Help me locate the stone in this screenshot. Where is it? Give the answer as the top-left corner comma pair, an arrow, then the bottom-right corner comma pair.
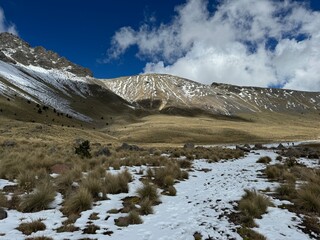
0,208 -> 7,220
183,143 -> 195,149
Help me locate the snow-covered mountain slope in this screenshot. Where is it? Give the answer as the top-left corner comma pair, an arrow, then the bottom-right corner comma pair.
0,33 -> 134,124
0,32 -> 319,125
103,74 -> 320,115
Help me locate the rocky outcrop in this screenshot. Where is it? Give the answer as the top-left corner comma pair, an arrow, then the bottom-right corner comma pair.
0,32 -> 92,77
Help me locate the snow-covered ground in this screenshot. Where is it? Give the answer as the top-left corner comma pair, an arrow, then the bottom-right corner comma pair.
0,148 -> 318,240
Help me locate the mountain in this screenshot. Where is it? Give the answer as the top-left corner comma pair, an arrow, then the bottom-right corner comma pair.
0,32 -> 319,129
0,33 -> 135,126
103,74 -> 320,116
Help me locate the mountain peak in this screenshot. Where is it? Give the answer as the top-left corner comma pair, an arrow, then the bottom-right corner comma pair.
0,32 -> 92,77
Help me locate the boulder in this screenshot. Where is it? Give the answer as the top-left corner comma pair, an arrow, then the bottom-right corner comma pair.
0,208 -> 7,220
277,143 -> 286,150
95,147 -> 111,157
117,143 -> 142,151
183,143 -> 195,149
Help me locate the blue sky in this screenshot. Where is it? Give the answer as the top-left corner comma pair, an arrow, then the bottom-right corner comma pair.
0,0 -> 185,78
1,0 -> 320,91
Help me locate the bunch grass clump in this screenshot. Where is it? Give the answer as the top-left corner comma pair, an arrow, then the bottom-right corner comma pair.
19,181 -> 56,212
238,189 -> 273,227
137,183 -> 159,203
63,187 -> 93,215
256,156 -> 272,164
104,170 -> 132,194
17,219 -> 46,235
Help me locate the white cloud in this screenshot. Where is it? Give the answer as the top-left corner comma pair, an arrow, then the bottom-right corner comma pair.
0,7 -> 18,35
109,0 -> 320,91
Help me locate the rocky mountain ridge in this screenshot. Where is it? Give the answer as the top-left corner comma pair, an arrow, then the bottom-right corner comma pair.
0,32 -> 319,125
103,74 -> 320,115
0,32 -> 92,77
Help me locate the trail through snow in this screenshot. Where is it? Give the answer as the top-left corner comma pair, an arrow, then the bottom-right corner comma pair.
0,150 -> 316,240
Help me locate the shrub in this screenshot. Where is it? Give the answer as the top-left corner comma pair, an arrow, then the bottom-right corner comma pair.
75,140 -> 91,158
17,171 -> 36,193
19,182 -> 56,212
179,159 -> 192,168
115,211 -> 143,227
104,171 -> 130,194
264,165 -> 283,179
63,187 -> 93,215
256,156 -> 272,164
139,198 -> 154,215
238,189 -> 273,227
276,184 -> 296,198
17,219 -> 46,235
81,176 -> 103,199
295,182 -> 320,214
137,183 -> 159,203
127,211 -> 143,225
56,224 -> 79,233
0,191 -> 8,208
164,175 -> 175,187
181,170 -> 189,179
167,186 -> 177,196
237,227 -> 266,240
83,224 -> 100,234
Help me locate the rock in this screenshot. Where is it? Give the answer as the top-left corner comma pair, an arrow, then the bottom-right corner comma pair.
183,143 -> 195,149
95,147 -> 111,157
2,140 -> 16,147
0,208 -> 7,220
253,144 -> 264,150
277,143 -> 286,150
51,163 -> 70,174
236,145 -> 250,152
117,143 -> 142,151
243,144 -> 251,149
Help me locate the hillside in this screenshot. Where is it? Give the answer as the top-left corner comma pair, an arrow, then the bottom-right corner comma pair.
0,32 -> 319,144
103,74 -> 320,116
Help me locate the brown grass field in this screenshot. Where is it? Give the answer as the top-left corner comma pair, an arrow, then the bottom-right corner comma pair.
0,111 -> 319,147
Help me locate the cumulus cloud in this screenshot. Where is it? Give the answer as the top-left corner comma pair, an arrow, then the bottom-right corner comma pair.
0,7 -> 18,35
108,0 -> 320,91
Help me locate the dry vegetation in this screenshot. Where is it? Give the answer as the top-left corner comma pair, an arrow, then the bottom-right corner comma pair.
1,113 -> 319,237
262,153 -> 320,238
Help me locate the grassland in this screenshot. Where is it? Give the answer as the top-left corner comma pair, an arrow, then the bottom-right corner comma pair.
110,112 -> 320,146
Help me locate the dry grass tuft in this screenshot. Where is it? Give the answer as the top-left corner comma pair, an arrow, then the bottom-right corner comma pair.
256,156 -> 272,164
139,198 -> 154,215
0,191 -> 8,208
17,219 -> 46,235
115,211 -> 143,227
104,171 -> 131,194
237,227 -> 266,240
81,176 -> 103,199
19,181 -> 56,212
137,183 -> 159,203
63,187 -> 93,215
238,189 -> 273,227
295,182 -> 320,214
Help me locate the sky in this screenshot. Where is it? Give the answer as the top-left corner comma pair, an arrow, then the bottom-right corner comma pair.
1,0 -> 320,91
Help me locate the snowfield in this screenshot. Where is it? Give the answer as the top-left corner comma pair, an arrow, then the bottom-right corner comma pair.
0,147 -> 319,240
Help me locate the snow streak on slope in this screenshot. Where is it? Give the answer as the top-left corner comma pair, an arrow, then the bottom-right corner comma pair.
104,74 -> 320,115
0,60 -> 92,121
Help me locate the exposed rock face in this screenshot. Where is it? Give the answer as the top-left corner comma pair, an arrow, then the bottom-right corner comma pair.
0,32 -> 92,77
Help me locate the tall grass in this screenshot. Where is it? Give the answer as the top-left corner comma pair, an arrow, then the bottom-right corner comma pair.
238,189 -> 273,227
63,187 -> 93,215
19,181 -> 56,212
